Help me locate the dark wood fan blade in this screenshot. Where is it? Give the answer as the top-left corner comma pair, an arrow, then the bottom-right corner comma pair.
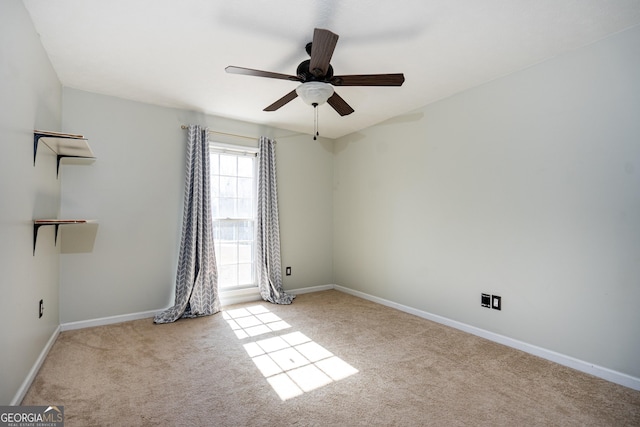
264,90 -> 298,112
309,29 -> 339,77
327,92 -> 354,116
225,66 -> 301,82
331,73 -> 405,86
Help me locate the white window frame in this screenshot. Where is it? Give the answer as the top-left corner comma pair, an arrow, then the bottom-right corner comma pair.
209,141 -> 259,291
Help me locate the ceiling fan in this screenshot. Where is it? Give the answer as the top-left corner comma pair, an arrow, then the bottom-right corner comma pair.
225,28 -> 405,137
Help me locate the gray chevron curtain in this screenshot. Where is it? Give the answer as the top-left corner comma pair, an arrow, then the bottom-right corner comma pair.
257,137 -> 295,304
154,125 -> 220,323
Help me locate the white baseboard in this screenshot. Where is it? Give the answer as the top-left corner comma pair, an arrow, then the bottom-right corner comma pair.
288,284 -> 334,295
60,309 -> 160,331
11,325 -> 60,405
333,285 -> 640,391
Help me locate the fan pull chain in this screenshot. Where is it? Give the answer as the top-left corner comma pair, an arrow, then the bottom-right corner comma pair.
313,103 -> 319,140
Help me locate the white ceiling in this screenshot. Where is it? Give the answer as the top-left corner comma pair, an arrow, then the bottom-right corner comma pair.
22,0 -> 640,139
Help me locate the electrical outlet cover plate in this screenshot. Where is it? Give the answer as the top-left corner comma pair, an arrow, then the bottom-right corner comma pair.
492,295 -> 501,310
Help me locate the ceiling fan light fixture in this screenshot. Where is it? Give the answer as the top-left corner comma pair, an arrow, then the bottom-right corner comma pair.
296,82 -> 334,106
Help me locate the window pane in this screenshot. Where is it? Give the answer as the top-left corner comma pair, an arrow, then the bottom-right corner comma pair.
238,242 -> 253,263
210,153 -> 220,175
238,177 -> 253,198
219,265 -> 238,287
237,198 -> 252,218
210,176 -> 220,198
211,199 -> 219,218
220,176 -> 237,198
216,221 -> 236,240
238,221 -> 254,241
219,198 -> 236,218
238,156 -> 253,177
238,263 -> 253,284
220,154 -> 237,175
219,242 -> 238,265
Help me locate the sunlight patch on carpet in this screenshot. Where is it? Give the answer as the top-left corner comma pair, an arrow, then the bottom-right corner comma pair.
224,306 -> 291,338
223,305 -> 358,400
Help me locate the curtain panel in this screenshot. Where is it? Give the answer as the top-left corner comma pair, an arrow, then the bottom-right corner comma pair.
154,125 -> 220,323
256,136 -> 294,304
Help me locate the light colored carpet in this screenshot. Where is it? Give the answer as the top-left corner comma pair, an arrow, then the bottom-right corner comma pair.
23,290 -> 640,426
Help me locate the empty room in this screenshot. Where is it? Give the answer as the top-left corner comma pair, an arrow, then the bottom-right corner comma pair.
1,0 -> 639,425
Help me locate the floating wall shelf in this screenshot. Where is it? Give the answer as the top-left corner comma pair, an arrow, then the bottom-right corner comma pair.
34,130 -> 95,177
33,219 -> 96,254
32,129 -> 97,255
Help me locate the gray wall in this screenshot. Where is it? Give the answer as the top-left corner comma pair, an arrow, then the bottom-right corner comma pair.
334,25 -> 640,379
0,1 -> 62,404
59,88 -> 334,323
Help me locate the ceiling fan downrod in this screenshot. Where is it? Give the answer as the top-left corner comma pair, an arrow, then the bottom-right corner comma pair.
313,103 -> 319,140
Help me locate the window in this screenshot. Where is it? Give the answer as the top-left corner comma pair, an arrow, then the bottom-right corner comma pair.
210,143 -> 258,290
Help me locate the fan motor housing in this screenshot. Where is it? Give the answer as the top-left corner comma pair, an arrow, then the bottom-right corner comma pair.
296,59 -> 334,82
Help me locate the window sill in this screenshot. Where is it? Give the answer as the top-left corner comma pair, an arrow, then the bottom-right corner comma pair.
220,286 -> 261,306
